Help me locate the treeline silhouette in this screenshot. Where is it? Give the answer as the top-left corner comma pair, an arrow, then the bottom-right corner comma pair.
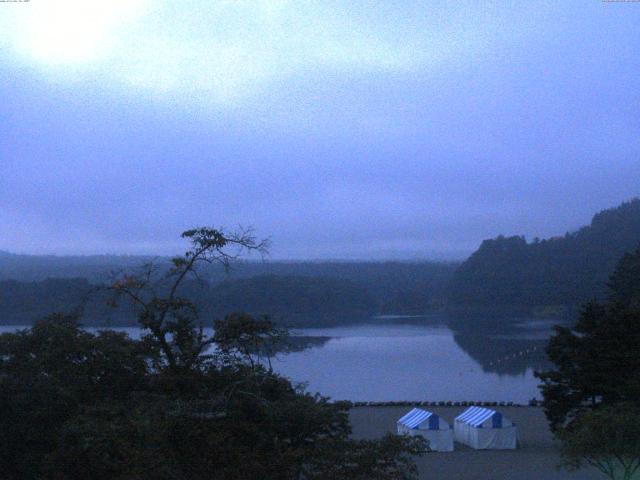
0,261 -> 456,326
448,199 -> 640,312
2,199 -> 640,326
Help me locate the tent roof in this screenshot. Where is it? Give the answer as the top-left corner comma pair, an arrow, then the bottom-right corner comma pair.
455,406 -> 502,427
397,408 -> 435,429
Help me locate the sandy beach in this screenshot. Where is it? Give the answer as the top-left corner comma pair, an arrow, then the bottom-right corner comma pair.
349,406 -> 602,480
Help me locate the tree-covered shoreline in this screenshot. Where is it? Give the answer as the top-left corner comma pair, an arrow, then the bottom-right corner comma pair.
448,199 -> 640,310
0,227 -> 427,480
2,198 -> 640,328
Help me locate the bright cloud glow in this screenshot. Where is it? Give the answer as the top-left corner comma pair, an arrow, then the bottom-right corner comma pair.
2,1 -> 639,258
0,1 -> 479,103
7,0 -> 148,64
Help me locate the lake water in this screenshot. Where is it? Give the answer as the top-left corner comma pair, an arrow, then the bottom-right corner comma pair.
280,320 -> 550,403
0,316 -> 554,403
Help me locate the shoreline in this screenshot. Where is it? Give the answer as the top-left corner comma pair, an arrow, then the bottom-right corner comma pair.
347,400 -> 539,407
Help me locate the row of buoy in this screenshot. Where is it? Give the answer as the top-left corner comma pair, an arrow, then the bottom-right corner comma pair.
488,346 -> 539,366
351,400 -> 524,407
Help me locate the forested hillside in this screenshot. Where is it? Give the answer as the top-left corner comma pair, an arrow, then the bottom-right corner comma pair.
448,199 -> 640,310
0,252 -> 151,282
206,275 -> 374,326
0,261 -> 456,326
5,199 -> 639,324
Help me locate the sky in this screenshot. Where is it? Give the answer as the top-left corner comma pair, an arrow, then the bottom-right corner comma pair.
1,0 -> 639,260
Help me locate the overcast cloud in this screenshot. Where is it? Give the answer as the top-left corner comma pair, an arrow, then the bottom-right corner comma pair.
1,0 -> 639,259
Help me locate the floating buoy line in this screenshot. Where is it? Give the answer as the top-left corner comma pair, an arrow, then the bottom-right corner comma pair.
488,345 -> 540,367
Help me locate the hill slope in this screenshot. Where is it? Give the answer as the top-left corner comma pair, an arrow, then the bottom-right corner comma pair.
448,199 -> 640,310
206,275 -> 374,326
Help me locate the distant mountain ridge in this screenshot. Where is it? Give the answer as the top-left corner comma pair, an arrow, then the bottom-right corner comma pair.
0,252 -> 157,283
448,198 -> 640,310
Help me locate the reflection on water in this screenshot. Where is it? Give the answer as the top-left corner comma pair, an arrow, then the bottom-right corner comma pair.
281,335 -> 331,353
449,315 -> 563,376
274,316 -> 559,403
452,334 -> 549,376
0,314 -> 563,403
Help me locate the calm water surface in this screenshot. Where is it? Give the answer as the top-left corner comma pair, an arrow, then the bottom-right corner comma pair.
280,322 -> 547,403
0,317 -> 553,403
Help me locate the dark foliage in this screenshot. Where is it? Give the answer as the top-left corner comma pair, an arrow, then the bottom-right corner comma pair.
0,277 -> 96,323
0,227 -> 425,479
449,199 -> 640,309
535,245 -> 640,479
536,245 -> 640,431
208,275 -> 374,325
0,314 -> 150,479
0,261 -> 456,326
558,404 -> 640,480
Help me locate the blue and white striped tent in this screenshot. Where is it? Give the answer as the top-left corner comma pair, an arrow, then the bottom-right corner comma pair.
397,408 -> 454,451
454,407 -> 517,449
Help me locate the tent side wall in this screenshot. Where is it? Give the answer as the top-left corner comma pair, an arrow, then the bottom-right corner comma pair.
454,421 -> 471,446
424,429 -> 454,452
454,407 -> 517,450
470,426 -> 517,450
406,427 -> 454,452
398,409 -> 455,452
